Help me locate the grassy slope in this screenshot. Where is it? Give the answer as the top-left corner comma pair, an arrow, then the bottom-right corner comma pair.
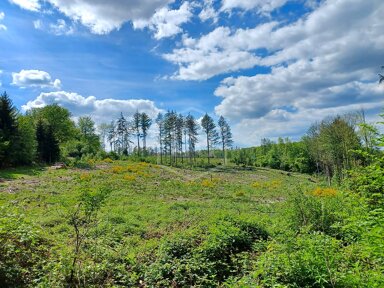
0,161 -> 317,285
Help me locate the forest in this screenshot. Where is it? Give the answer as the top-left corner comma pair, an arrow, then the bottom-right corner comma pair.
0,89 -> 384,287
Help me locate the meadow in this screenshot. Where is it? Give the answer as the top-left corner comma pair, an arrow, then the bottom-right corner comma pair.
0,160 -> 383,287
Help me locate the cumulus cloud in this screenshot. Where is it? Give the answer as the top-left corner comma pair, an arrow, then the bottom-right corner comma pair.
12,69 -> 61,89
220,0 -> 288,13
133,2 -> 193,39
43,0 -> 173,35
164,22 -> 277,80
198,0 -> 219,23
180,0 -> 384,146
8,0 -> 40,11
22,91 -> 162,124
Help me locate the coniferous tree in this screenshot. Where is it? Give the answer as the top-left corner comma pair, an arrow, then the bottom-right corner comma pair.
218,116 -> 233,165
140,112 -> 152,156
185,114 -> 199,163
0,92 -> 19,167
115,113 -> 131,155
133,111 -> 141,156
155,113 -> 164,164
175,114 -> 184,164
201,114 -> 219,164
36,119 -> 60,163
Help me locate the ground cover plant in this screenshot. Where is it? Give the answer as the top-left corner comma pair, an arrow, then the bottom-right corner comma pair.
0,159 -> 383,287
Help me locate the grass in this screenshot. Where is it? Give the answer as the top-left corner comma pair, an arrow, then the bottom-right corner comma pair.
3,160 -> 370,286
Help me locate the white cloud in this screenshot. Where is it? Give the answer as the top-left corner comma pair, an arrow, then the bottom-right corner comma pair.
164,22 -> 277,80
49,19 -> 74,35
198,0 -> 219,23
0,11 -> 6,31
33,19 -> 42,29
133,2 -> 193,39
220,0 -> 288,13
22,91 -> 162,124
44,0 -> 172,35
8,0 -> 40,11
33,19 -> 74,35
12,69 -> 62,89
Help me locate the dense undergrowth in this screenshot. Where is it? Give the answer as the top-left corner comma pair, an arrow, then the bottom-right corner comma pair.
0,160 -> 383,287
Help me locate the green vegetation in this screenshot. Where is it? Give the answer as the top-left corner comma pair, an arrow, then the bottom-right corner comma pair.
0,159 -> 383,286
1,91 -> 384,286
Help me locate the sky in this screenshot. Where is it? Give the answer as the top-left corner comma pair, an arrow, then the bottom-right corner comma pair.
0,0 -> 383,147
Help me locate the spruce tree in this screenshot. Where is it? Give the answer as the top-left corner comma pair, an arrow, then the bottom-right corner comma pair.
0,92 -> 19,167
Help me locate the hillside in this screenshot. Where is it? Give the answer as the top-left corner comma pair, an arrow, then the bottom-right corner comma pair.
1,160 -> 382,287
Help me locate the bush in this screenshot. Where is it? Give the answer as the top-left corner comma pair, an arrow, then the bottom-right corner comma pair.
0,208 -> 49,287
139,217 -> 268,287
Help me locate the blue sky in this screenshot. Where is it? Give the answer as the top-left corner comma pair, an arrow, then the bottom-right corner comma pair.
0,0 -> 383,146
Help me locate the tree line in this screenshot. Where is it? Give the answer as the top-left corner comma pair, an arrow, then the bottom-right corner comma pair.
0,92 -> 233,167
100,110 -> 233,166
230,111 -> 377,184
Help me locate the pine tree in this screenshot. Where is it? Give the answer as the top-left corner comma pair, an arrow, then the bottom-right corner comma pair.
218,116 -> 233,165
201,114 -> 219,164
185,114 -> 199,163
140,112 -> 152,156
155,113 -> 164,164
133,111 -> 141,156
116,113 -> 131,155
175,114 -> 184,164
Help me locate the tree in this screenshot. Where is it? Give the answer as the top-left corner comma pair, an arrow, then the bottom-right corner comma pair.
28,104 -> 76,143
140,112 -> 152,156
0,92 -> 19,167
115,113 -> 131,155
98,122 -> 112,151
175,114 -> 184,164
77,116 -> 101,156
185,114 -> 199,163
155,113 -> 164,164
12,115 -> 36,165
78,116 -> 95,137
304,115 -> 361,185
133,111 -> 141,156
201,114 -> 219,164
36,119 -> 60,164
218,116 -> 233,165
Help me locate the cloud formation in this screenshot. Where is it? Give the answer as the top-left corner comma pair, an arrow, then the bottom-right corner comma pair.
220,0 -> 288,13
44,0 -> 173,35
12,69 -> 61,89
8,0 -> 40,11
133,2 -> 193,39
22,91 -> 162,124
0,11 -> 6,31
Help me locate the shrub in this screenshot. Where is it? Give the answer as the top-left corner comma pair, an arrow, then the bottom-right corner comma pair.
0,208 -> 49,287
140,217 -> 268,287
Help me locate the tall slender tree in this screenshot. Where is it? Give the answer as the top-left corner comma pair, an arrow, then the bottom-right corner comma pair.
185,114 -> 199,163
218,116 -> 233,165
201,113 -> 219,164
140,112 -> 152,156
133,111 -> 141,156
155,113 -> 164,164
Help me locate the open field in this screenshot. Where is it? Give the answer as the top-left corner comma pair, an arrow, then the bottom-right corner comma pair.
0,161 -> 382,287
